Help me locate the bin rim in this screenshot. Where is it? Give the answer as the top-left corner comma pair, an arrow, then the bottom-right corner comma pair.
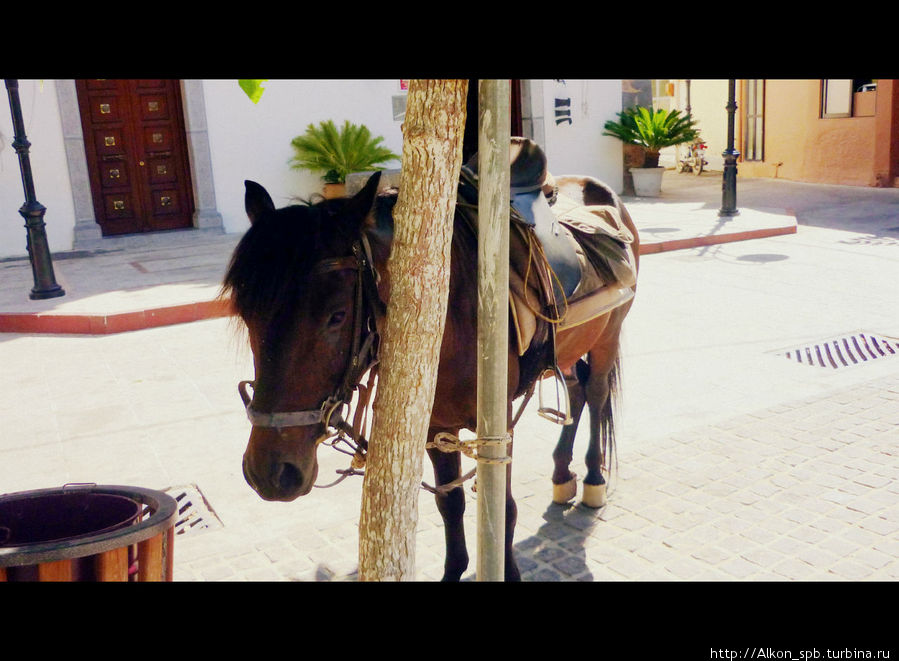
0,484 -> 177,568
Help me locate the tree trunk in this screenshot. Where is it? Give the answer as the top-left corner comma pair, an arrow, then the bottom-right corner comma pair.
358,79 -> 468,581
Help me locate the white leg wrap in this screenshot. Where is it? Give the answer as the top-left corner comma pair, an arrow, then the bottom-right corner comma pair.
552,475 -> 578,504
581,482 -> 607,508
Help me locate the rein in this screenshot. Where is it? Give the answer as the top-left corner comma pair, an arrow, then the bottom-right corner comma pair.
238,234 -> 383,475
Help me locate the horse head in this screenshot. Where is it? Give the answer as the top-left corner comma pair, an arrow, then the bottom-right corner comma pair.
224,173 -> 386,501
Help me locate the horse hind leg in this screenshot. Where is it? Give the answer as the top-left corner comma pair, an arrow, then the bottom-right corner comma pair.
551,358 -> 589,504
581,356 -> 620,508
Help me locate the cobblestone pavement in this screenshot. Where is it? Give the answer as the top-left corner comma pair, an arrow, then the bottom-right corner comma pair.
507,373 -> 899,582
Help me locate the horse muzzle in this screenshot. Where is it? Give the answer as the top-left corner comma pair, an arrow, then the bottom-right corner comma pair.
242,426 -> 320,502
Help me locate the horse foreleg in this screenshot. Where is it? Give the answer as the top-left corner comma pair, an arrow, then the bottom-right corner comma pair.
503,446 -> 521,581
582,357 -> 618,508
427,429 -> 469,581
551,358 -> 588,504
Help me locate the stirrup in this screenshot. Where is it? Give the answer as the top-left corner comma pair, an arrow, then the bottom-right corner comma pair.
537,365 -> 572,425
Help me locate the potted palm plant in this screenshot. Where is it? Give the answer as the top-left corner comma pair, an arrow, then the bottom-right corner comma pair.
603,106 -> 699,196
289,120 -> 400,198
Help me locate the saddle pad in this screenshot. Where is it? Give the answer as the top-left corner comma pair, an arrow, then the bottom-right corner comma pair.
509,268 -> 635,356
551,193 -> 635,245
552,195 -> 637,295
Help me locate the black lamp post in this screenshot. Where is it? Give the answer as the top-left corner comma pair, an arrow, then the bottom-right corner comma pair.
719,79 -> 740,217
5,79 -> 65,300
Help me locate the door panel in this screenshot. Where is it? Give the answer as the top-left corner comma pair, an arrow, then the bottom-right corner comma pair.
76,79 -> 194,236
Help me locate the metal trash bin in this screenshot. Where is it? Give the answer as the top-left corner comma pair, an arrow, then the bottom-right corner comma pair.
0,484 -> 177,582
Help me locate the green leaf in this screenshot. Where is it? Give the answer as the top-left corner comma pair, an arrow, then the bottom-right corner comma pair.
239,79 -> 267,104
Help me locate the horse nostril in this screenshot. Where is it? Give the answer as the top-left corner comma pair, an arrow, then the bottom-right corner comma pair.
275,462 -> 303,492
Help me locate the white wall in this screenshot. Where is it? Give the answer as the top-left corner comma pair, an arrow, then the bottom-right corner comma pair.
202,79 -> 405,234
0,80 -> 76,258
207,78 -> 625,233
539,79 -> 623,193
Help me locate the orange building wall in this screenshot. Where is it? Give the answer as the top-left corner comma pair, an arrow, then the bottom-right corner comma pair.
873,79 -> 899,187
738,80 -> 878,187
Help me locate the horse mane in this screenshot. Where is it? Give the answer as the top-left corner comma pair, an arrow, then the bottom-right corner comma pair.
221,196 -> 360,324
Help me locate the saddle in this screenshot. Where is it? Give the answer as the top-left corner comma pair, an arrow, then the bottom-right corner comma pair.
459,137 -> 637,358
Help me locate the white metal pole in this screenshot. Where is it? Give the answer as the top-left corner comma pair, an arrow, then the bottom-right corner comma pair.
476,79 -> 511,581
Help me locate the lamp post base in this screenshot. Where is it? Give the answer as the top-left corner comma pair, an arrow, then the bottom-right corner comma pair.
29,284 -> 66,301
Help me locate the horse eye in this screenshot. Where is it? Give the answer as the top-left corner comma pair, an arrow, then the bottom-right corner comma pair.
327,310 -> 347,329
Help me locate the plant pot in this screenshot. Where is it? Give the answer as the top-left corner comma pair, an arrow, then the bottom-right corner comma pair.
623,143 -> 646,169
323,182 -> 347,199
630,167 -> 664,197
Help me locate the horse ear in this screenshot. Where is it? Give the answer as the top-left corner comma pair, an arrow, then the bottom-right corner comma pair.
343,171 -> 382,225
245,180 -> 276,225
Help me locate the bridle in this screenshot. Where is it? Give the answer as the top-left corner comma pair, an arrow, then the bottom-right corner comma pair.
237,234 -> 384,462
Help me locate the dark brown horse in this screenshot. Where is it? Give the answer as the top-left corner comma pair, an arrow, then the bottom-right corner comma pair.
223,158 -> 639,581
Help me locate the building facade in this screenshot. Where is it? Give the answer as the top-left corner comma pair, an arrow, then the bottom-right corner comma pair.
667,79 -> 899,188
0,79 -> 626,260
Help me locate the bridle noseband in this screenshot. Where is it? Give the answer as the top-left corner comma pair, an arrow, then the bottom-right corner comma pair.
237,235 -> 383,453
238,382 -> 348,430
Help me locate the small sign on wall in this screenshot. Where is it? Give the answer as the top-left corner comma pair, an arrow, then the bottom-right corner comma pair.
393,80 -> 409,121
554,79 -> 572,126
392,95 -> 406,121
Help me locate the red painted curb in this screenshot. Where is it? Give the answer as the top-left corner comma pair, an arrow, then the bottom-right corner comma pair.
0,224 -> 795,336
639,224 -> 797,255
0,299 -> 233,335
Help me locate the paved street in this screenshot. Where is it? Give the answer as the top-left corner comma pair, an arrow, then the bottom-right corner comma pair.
0,171 -> 897,584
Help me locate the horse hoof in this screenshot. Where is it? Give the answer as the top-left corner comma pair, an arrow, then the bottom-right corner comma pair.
581,483 -> 607,508
552,476 -> 578,504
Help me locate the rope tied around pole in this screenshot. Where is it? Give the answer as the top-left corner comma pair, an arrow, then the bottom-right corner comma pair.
427,432 -> 512,465
419,431 -> 512,497
315,431 -> 513,497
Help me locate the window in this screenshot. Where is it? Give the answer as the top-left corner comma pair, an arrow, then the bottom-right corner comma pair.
743,79 -> 764,161
821,79 -> 876,118
822,79 -> 853,118
651,79 -> 674,111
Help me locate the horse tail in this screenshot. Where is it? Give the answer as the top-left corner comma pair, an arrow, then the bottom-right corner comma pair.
600,355 -> 620,482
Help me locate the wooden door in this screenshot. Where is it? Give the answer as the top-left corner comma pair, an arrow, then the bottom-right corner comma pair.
75,80 -> 194,236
